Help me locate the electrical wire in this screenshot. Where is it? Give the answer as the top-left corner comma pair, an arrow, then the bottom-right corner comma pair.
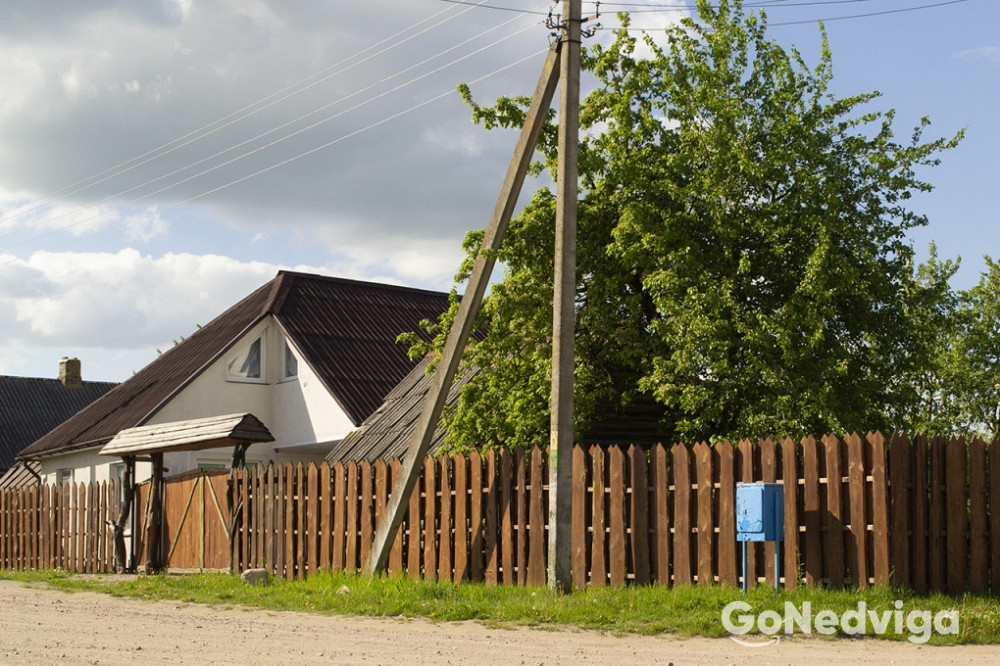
1,11 -> 538,246
0,47 -> 551,262
0,17 -> 547,254
0,0 -> 483,232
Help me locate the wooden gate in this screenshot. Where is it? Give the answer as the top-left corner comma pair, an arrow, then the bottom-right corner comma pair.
135,469 -> 231,572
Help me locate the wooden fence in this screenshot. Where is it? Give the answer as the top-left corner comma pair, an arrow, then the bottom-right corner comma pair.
3,433 -> 999,593
0,479 -> 124,573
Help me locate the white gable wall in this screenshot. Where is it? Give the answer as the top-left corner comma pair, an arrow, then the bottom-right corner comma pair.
38,315 -> 357,485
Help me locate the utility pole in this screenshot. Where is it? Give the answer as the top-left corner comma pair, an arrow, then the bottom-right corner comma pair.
365,44 -> 562,576
548,0 -> 581,593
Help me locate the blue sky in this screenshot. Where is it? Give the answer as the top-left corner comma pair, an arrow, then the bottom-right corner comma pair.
0,0 -> 994,383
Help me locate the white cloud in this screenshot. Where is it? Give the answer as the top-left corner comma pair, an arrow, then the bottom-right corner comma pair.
955,46 -> 1000,66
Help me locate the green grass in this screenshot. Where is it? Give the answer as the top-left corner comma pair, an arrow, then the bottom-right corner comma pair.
2,569 -> 999,644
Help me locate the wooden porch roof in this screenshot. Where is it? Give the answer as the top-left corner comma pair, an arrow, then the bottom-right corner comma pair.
99,413 -> 273,457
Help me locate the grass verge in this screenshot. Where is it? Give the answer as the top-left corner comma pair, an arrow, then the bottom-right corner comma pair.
1,569 -> 998,644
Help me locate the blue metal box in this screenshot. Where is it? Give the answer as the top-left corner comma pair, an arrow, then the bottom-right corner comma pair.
736,482 -> 784,542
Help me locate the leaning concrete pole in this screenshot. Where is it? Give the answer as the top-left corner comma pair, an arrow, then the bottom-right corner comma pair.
548,0 -> 581,593
365,44 -> 562,575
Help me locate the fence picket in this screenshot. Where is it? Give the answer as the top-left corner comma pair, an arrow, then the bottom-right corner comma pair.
889,433 -> 911,587
738,439 -> 756,586
716,443 -> 736,586
438,456 -> 452,582
651,445 -> 671,586
608,446 -> 626,586
590,445 -> 607,586
846,433 -> 868,589
423,456 -> 438,580
672,443 -> 692,586
822,435 -> 845,586
780,437 -> 799,589
629,445 -> 650,586
928,435 -> 947,591
912,435 -> 929,592
528,446 -> 546,586
969,437 -> 988,593
801,436 -> 822,586
453,454 -> 468,582
388,459 -> 405,575
991,438 -> 1000,594
945,437 -> 967,593
694,442 -> 713,586
469,451 -> 484,582
571,445 -> 588,587
359,461 -> 373,573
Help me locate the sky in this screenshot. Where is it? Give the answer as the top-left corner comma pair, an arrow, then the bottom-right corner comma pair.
0,0 -> 995,383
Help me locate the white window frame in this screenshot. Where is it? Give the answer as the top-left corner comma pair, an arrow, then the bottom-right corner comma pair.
227,334 -> 267,384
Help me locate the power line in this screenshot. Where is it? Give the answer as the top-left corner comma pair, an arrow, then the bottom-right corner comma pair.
439,0 -> 551,14
0,18 -> 547,254
0,0 -> 483,232
0,48 -> 551,263
598,0 -> 969,28
1,11 -> 538,248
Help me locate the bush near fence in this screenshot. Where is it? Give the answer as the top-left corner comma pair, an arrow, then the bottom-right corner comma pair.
2,432 -> 998,594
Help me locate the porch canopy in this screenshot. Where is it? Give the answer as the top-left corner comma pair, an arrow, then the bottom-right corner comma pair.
98,412 -> 273,573
99,412 -> 274,457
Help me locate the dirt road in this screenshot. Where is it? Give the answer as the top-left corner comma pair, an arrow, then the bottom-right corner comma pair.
1,580 -> 996,665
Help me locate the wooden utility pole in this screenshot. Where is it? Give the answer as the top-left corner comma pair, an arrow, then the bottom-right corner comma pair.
548,0 -> 581,593
365,44 -> 563,576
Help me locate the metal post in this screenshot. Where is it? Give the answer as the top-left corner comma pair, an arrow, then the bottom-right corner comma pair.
547,0 -> 581,593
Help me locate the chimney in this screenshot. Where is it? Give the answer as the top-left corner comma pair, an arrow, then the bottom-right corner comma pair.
59,357 -> 83,388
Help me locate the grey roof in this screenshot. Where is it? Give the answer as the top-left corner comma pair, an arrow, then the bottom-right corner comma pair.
100,413 -> 274,457
0,375 -> 117,470
18,272 -> 449,461
0,460 -> 41,489
326,355 -> 476,463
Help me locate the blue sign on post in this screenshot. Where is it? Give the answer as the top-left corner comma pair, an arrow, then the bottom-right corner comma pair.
736,482 -> 784,592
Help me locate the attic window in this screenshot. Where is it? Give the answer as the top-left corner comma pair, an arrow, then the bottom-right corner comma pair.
227,336 -> 264,382
283,339 -> 298,380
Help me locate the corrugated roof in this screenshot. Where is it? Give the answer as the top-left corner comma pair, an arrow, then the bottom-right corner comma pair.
326,355 -> 476,463
100,413 -> 273,456
19,272 -> 449,460
0,375 -> 117,470
0,460 -> 41,489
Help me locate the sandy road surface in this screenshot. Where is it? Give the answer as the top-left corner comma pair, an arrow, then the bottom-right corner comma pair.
0,580 -> 997,665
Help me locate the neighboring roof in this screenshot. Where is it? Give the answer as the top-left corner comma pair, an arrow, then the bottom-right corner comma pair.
0,460 -> 41,489
0,375 -> 117,470
19,272 -> 449,461
328,362 -> 672,464
100,413 -> 274,457
326,355 -> 476,463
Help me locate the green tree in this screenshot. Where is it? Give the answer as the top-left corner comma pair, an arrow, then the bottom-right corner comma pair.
410,0 -> 962,449
941,258 -> 1000,438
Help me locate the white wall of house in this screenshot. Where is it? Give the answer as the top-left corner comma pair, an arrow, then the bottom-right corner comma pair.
38,315 -> 357,485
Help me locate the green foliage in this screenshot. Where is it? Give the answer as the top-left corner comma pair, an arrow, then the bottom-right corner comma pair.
410,0 -> 964,448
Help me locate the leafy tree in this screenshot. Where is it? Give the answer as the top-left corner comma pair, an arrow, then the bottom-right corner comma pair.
940,258 -> 1000,438
408,0 -> 962,449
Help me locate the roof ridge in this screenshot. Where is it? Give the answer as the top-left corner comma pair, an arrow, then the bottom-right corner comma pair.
274,270 -> 450,298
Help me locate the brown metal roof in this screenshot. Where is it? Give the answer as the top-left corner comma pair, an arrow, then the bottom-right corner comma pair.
19,272 -> 449,460
0,375 -> 117,470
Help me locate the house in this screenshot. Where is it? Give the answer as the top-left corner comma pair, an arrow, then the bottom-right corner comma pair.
16,271 -> 450,486
0,359 -> 117,489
